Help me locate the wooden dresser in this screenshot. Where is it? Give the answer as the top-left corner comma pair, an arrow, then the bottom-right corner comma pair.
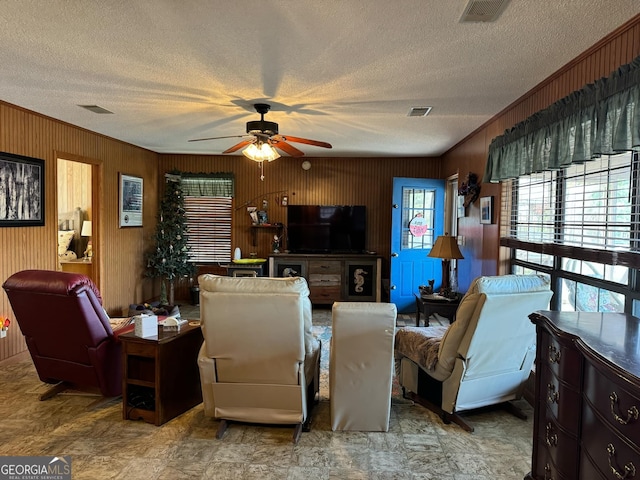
527,311 -> 640,480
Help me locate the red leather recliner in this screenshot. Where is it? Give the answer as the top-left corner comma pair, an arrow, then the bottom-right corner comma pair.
2,270 -> 123,400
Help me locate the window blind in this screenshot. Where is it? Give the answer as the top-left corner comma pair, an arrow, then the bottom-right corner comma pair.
502,151 -> 640,268
184,196 -> 232,263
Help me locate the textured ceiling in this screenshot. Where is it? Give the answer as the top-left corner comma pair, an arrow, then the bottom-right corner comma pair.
1,1 -> 639,158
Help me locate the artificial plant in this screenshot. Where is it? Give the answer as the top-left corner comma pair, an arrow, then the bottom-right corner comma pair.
146,172 -> 195,306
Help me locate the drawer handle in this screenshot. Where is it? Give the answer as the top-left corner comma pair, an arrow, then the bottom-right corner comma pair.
548,345 -> 561,364
610,392 -> 639,425
544,463 -> 555,480
607,443 -> 636,479
547,383 -> 559,404
545,422 -> 558,447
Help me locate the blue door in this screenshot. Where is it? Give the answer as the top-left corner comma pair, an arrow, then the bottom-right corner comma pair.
390,177 -> 445,313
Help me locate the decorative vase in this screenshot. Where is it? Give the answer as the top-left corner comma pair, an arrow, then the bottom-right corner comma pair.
0,329 -> 7,338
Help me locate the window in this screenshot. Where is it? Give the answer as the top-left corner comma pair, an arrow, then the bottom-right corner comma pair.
504,152 -> 640,314
401,187 -> 436,249
181,174 -> 234,263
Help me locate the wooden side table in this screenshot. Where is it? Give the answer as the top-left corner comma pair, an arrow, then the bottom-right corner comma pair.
120,323 -> 203,426
414,293 -> 461,327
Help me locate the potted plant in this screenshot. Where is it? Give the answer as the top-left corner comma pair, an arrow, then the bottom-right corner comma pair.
146,172 -> 195,306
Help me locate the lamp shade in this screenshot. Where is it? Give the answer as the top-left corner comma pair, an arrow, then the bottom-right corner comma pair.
81,221 -> 92,237
428,234 -> 463,260
242,142 -> 280,162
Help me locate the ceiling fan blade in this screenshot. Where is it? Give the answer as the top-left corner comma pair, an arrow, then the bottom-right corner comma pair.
223,139 -> 255,154
270,138 -> 305,157
273,135 -> 332,149
188,134 -> 250,143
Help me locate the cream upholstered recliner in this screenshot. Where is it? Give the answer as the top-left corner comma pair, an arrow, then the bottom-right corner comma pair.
395,274 -> 553,432
197,274 -> 321,443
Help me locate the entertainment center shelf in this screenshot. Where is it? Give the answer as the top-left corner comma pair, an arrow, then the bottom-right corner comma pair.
268,253 -> 382,304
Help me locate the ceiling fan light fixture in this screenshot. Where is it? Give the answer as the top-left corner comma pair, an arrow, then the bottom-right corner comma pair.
243,142 -> 280,162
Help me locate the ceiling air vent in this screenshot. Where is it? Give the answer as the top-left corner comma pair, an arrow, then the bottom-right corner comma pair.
78,105 -> 113,114
408,106 -> 432,117
460,0 -> 510,23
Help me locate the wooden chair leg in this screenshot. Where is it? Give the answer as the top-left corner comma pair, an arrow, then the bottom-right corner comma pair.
443,411 -> 475,433
216,419 -> 229,439
39,382 -> 70,401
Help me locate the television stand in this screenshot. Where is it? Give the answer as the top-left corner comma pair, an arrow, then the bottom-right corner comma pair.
268,253 -> 382,304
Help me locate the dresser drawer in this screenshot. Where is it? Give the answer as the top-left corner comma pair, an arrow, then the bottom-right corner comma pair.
583,360 -> 640,449
582,401 -> 640,480
579,450 -> 608,480
308,273 -> 341,287
124,341 -> 156,358
308,260 -> 341,274
309,286 -> 341,303
539,330 -> 582,388
539,364 -> 581,431
538,406 -> 580,478
534,445 -> 573,480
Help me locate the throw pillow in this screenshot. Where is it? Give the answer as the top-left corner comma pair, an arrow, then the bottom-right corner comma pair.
58,230 -> 74,255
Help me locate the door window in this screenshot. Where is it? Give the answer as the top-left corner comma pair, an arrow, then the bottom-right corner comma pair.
401,187 -> 435,250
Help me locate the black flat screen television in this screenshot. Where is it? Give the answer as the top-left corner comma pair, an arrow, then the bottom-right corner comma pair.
287,205 -> 366,254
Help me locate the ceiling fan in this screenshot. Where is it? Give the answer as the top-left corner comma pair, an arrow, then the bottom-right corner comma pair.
188,103 -> 332,158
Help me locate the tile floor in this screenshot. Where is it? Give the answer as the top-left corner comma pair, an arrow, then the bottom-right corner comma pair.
0,306 -> 534,479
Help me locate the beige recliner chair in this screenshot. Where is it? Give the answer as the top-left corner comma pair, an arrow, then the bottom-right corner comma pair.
197,274 -> 321,443
395,274 -> 553,432
330,302 -> 398,431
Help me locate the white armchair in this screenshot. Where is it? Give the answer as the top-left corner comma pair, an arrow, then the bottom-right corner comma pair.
197,274 -> 321,443
394,274 -> 553,431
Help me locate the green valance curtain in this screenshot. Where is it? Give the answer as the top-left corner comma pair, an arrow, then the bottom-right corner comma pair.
485,55 -> 640,183
179,172 -> 234,197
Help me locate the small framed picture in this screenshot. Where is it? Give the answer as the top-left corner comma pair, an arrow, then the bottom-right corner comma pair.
119,173 -> 143,227
480,196 -> 494,225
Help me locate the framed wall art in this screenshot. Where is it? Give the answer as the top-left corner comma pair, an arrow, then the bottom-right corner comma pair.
119,173 -> 143,227
0,152 -> 45,227
480,196 -> 494,225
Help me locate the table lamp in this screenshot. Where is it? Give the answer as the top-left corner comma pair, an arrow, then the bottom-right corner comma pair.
81,220 -> 92,261
427,233 -> 464,293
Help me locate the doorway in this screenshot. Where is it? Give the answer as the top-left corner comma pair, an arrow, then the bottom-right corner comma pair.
56,156 -> 100,287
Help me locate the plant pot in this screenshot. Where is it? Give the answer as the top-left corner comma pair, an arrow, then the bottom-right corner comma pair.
190,286 -> 200,306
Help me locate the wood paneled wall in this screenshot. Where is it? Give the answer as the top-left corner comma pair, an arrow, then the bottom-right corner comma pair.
0,101 -> 159,362
158,154 -> 440,301
442,14 -> 640,292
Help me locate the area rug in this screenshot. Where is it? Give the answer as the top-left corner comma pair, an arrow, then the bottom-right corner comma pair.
313,325 -> 412,404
